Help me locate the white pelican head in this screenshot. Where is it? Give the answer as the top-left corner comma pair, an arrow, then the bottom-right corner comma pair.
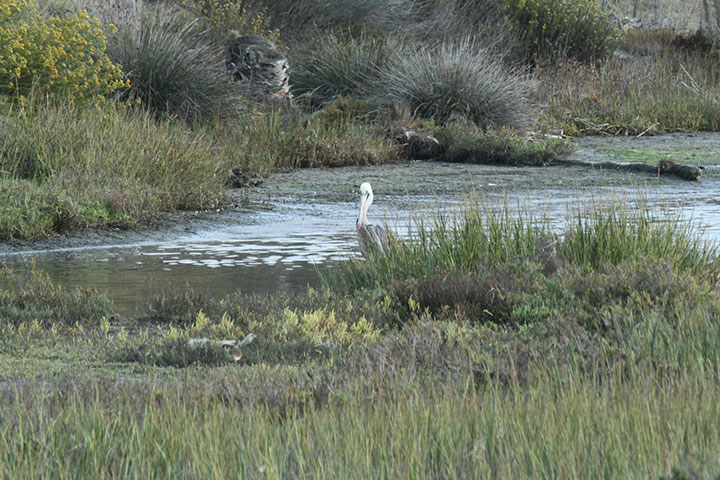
357,182 -> 374,229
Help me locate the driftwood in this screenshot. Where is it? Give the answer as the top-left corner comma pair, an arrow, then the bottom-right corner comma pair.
188,333 -> 256,348
558,159 -> 704,181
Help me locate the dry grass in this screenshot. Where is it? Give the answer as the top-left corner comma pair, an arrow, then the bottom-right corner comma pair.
537,47 -> 720,135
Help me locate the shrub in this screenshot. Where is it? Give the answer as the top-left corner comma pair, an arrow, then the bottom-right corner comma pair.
106,6 -> 236,121
408,0 -> 516,46
176,0 -> 280,45
504,0 -> 619,64
374,38 -> 534,128
0,0 -> 127,101
257,0 -> 414,40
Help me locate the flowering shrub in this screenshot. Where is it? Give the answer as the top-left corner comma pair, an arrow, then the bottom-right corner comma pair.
504,0 -> 619,64
0,0 -> 127,101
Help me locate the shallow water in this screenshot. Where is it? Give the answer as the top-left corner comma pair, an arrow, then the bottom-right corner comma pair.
2,134 -> 720,317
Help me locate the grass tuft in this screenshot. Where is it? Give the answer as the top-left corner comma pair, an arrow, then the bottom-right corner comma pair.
373,37 -> 534,128
291,34 -> 390,105
106,5 -> 237,121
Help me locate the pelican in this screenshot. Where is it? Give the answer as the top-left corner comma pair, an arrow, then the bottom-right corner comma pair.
357,182 -> 389,257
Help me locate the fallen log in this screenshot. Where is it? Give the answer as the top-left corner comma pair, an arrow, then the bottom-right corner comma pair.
558,158 -> 704,181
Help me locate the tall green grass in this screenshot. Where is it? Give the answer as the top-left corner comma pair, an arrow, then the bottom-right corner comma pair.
562,201 -> 719,274
0,100 -> 229,239
1,371 -> 719,478
329,195 -> 719,292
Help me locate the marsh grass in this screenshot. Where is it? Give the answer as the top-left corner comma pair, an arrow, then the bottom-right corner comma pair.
0,262 -> 111,326
561,201 -> 719,275
2,197 -> 720,477
114,338 -> 231,367
0,100 -> 229,239
1,369 -> 720,478
326,197 -> 557,292
347,197 -> 720,284
3,1 -> 720,475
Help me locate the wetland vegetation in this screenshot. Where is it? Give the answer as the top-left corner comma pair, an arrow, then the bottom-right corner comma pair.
2,201 -> 720,477
2,0 -> 720,477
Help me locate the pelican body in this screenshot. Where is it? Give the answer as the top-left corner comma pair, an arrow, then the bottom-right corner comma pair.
357,182 -> 389,257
